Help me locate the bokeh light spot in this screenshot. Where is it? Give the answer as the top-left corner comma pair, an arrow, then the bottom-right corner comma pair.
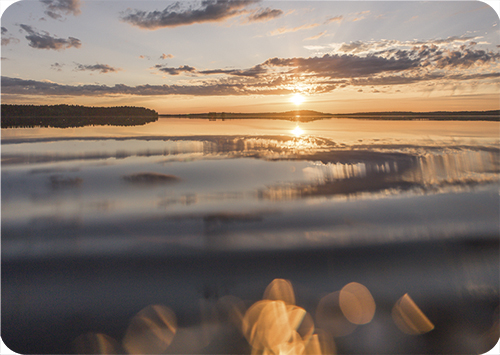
123,304 -> 177,354
316,291 -> 358,337
263,278 -> 296,305
73,333 -> 121,354
339,282 -> 376,325
392,293 -> 435,335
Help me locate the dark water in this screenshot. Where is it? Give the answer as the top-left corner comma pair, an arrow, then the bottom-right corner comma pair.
2,118 -> 499,354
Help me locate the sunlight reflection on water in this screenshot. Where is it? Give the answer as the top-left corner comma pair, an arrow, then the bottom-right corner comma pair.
292,125 -> 304,137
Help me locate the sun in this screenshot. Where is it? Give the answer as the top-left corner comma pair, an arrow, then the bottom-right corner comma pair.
290,93 -> 305,106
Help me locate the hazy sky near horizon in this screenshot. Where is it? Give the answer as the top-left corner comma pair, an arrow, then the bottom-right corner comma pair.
1,0 -> 499,113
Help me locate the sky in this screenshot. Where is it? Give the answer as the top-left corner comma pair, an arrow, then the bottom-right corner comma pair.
1,0 -> 499,114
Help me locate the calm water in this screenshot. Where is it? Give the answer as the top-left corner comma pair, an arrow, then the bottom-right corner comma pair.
2,117 -> 499,354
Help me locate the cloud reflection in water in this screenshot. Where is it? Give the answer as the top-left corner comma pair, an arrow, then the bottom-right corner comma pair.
2,135 -> 499,260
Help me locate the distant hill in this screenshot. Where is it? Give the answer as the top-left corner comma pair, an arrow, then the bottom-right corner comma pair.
160,109 -> 499,121
1,104 -> 158,128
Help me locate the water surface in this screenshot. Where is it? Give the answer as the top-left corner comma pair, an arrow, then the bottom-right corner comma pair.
2,117 -> 499,354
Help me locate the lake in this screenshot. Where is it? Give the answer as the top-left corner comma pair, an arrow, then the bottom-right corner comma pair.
2,117 -> 499,354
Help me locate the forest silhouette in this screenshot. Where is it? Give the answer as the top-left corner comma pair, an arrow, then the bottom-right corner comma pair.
1,104 -> 158,128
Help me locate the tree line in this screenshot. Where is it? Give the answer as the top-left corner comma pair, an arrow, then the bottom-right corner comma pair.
1,104 -> 158,128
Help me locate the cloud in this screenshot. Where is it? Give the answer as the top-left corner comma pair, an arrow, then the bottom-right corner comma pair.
3,37 -> 498,98
351,10 -> 370,22
349,72 -> 500,87
160,53 -> 174,59
3,61 -> 498,98
425,35 -> 479,45
324,15 -> 342,24
324,12 -> 367,25
337,41 -> 373,54
269,23 -> 320,36
152,62 -> 267,77
1,27 -> 19,46
305,31 -> 327,41
262,53 -> 421,79
74,63 -> 121,73
0,75 -> 293,97
50,62 -> 64,71
40,0 -> 81,19
255,43 -> 499,90
139,55 -> 151,60
120,0 -> 259,29
199,42 -> 500,83
247,7 -> 283,22
433,48 -> 500,69
155,65 -> 197,75
306,47 -> 497,78
19,24 -> 81,50
309,36 -> 483,57
199,64 -> 267,77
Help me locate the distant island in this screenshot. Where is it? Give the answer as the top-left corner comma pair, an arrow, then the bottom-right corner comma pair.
1,104 -> 158,128
161,109 -> 499,122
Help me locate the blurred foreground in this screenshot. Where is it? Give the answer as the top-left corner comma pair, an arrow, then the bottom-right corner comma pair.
3,237 -> 498,354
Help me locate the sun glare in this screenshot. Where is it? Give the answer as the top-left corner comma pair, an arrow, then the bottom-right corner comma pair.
290,93 -> 305,106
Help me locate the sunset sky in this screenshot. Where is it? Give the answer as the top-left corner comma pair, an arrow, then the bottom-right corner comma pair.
1,0 -> 499,114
